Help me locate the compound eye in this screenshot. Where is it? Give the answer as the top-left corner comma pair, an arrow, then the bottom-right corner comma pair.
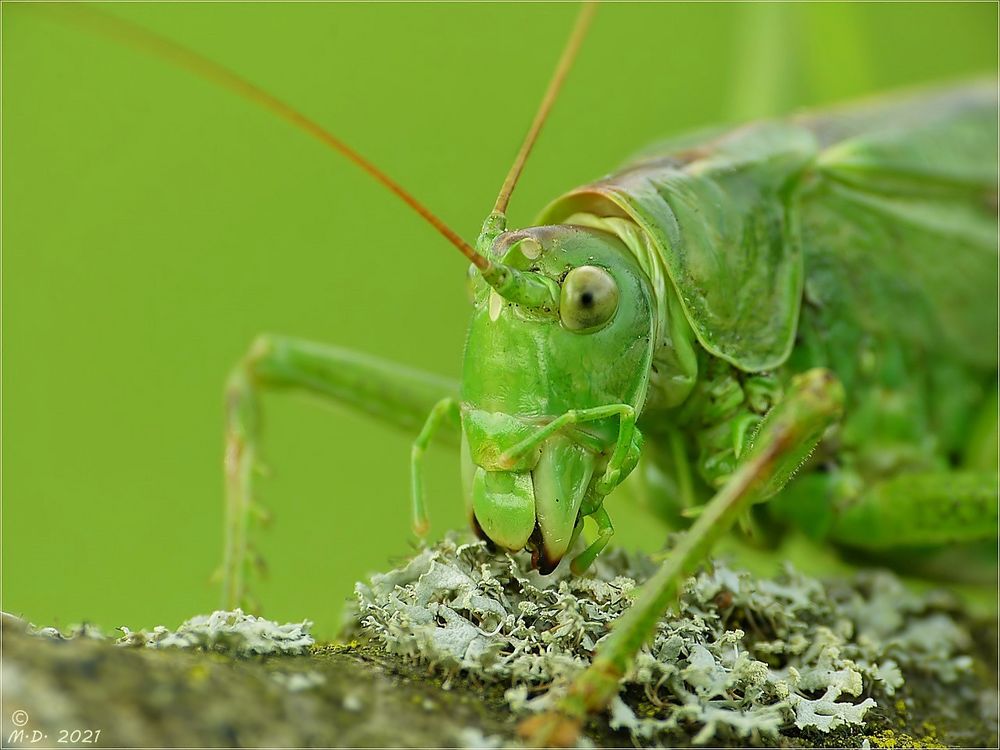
559,265 -> 619,331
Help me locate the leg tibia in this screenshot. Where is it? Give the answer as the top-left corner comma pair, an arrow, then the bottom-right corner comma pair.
222,365 -> 261,611
570,505 -> 614,575
222,334 -> 460,610
411,398 -> 461,536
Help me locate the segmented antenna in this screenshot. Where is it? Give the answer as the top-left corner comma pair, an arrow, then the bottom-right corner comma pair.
48,4 -> 489,270
492,2 -> 597,217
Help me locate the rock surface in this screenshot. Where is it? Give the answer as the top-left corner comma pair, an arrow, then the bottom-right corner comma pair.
3,616 -> 516,747
2,542 -> 997,748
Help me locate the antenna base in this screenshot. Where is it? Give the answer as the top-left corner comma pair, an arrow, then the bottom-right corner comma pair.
477,212 -> 508,258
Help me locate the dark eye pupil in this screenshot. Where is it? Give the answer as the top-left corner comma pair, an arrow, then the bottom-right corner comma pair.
559,265 -> 619,332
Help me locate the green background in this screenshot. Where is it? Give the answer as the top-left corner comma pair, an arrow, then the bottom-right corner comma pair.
4,2 -> 996,637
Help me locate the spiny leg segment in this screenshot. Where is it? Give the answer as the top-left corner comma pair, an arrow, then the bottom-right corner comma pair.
223,334 -> 459,610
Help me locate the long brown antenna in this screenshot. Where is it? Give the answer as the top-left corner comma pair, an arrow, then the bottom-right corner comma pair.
47,5 -> 489,270
492,2 -> 597,216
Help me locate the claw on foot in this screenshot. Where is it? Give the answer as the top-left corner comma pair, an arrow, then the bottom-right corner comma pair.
517,712 -> 582,748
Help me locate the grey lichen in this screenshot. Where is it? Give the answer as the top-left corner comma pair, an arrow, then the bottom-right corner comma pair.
348,536 -> 975,746
117,609 -> 315,656
15,608 -> 316,658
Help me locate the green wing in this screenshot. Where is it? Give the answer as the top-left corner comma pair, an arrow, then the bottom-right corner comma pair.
800,81 -> 998,371
540,123 -> 816,372
801,81 -> 997,196
541,81 -> 997,373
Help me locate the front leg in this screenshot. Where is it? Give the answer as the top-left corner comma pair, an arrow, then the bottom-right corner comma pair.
224,334 -> 460,610
498,403 -> 641,504
520,368 -> 845,745
411,397 -> 461,536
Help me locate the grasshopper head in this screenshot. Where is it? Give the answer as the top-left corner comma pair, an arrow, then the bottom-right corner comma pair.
460,225 -> 656,570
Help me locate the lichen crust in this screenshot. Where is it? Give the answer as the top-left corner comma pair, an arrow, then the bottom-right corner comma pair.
349,536 -> 974,745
